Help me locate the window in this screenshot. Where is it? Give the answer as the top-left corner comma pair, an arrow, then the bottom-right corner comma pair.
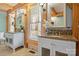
30,4 -> 42,40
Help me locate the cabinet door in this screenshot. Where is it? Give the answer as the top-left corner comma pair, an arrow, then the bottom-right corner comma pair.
72,4 -> 79,39
72,4 -> 79,56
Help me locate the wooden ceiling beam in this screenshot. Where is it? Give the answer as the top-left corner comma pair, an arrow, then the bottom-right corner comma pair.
0,3 -> 13,7
7,3 -> 27,13
0,3 -> 13,11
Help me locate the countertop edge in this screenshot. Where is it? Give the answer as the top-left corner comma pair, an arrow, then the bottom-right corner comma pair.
38,35 -> 78,42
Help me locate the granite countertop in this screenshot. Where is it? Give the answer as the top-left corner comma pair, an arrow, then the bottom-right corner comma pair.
38,35 -> 78,42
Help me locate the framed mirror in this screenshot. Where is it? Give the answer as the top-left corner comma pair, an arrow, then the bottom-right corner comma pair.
47,3 -> 65,27
16,9 -> 24,32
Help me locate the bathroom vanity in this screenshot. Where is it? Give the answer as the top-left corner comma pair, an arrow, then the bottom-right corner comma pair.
38,35 -> 78,56
6,8 -> 25,52
5,32 -> 24,52
37,3 -> 77,56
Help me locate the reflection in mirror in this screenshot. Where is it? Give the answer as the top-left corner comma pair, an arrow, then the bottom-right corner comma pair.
16,9 -> 24,32
50,3 -> 64,17
47,3 -> 65,28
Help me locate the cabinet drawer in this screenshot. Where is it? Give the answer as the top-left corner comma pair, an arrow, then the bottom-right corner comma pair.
40,38 -> 51,44
54,40 -> 76,48
5,33 -> 13,38
40,38 -> 52,48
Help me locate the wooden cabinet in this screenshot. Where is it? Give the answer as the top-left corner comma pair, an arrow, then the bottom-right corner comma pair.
72,4 -> 79,56
72,4 -> 79,39
27,39 -> 38,51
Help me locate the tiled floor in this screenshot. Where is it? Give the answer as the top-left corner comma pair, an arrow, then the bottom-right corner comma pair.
0,44 -> 38,56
